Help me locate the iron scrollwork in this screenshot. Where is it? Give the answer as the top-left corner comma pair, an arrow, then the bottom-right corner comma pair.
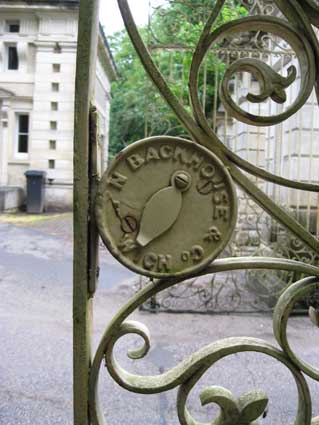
91,1 -> 319,423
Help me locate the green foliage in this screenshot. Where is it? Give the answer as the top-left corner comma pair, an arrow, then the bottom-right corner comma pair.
109,0 -> 247,158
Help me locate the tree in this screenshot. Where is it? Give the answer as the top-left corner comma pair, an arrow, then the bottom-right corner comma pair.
109,0 -> 247,158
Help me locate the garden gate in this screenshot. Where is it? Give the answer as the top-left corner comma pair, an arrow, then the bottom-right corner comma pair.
139,0 -> 319,314
73,0 -> 319,424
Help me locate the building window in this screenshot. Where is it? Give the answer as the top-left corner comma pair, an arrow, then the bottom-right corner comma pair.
7,44 -> 19,70
51,102 -> 58,111
6,20 -> 20,33
52,63 -> 60,73
50,121 -> 57,130
53,43 -> 62,54
49,140 -> 56,150
52,82 -> 59,92
49,159 -> 55,169
17,114 -> 29,155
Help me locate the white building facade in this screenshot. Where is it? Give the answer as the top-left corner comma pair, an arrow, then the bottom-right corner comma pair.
0,0 -> 117,210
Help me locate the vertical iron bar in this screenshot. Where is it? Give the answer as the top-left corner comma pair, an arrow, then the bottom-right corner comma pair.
277,54 -> 284,213
88,105 -> 100,296
213,60 -> 219,132
287,55 -> 293,215
73,0 -> 100,424
223,52 -> 229,147
307,90 -> 315,232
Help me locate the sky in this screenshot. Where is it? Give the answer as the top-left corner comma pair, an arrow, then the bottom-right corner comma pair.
99,0 -> 150,35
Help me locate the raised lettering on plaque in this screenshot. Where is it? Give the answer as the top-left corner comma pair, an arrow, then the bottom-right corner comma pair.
95,136 -> 237,278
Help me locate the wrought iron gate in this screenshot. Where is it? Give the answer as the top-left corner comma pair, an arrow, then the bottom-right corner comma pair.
74,0 -> 319,423
139,0 -> 319,313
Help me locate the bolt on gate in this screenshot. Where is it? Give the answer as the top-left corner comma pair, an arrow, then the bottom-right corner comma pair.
74,0 -> 319,424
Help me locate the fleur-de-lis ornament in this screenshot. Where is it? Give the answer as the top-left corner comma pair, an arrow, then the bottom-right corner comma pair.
199,386 -> 268,425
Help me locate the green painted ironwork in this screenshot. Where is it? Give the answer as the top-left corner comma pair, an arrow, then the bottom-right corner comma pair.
73,0 -> 319,423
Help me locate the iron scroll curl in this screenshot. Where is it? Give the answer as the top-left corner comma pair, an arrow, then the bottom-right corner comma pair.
91,1 -> 319,424
189,15 -> 316,127
89,260 -> 319,424
115,0 -> 319,254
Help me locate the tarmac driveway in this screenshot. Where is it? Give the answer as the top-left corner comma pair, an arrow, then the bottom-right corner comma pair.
1,213 -> 319,424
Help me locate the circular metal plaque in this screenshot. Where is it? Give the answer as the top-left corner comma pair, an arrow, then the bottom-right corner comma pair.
96,136 -> 237,279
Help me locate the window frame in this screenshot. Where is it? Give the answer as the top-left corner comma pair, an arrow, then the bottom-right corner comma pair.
52,63 -> 61,73
50,121 -> 57,130
6,43 -> 19,71
51,102 -> 58,111
52,82 -> 59,92
15,113 -> 30,159
6,20 -> 20,33
49,140 -> 56,150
